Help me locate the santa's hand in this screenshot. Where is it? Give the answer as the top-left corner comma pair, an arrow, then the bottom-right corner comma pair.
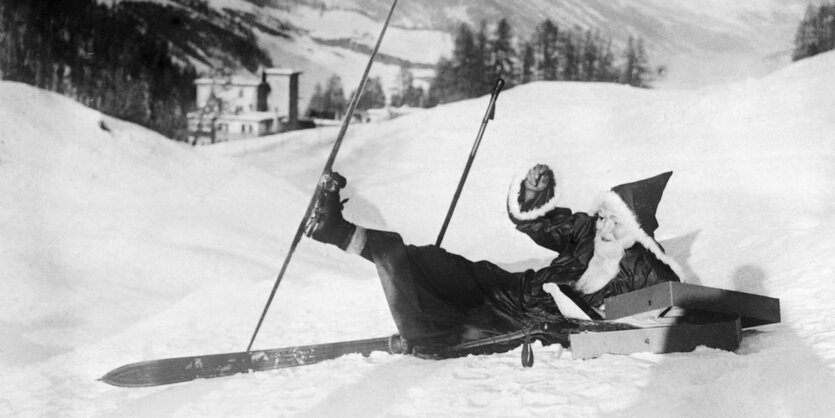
522,164 -> 555,205
525,164 -> 553,192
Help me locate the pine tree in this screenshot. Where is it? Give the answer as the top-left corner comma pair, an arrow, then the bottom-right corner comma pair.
535,19 -> 559,81
306,83 -> 325,116
393,66 -> 421,107
580,30 -> 598,81
520,41 -> 536,84
427,57 -> 459,106
490,18 -> 516,87
474,20 -> 491,96
354,76 -> 386,110
452,23 -> 479,98
621,36 -> 651,87
633,38 -> 651,86
322,74 -> 347,118
597,37 -> 619,82
560,32 -> 579,81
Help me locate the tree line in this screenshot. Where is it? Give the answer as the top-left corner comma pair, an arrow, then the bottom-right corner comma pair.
305,67 -> 425,119
793,3 -> 835,61
306,75 -> 388,119
307,19 -> 655,116
0,0 -> 197,141
427,19 -> 655,106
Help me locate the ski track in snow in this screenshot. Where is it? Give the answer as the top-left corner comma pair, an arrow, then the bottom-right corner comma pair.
2,51 -> 835,417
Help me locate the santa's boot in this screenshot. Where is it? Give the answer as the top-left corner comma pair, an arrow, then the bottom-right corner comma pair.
304,172 -> 364,252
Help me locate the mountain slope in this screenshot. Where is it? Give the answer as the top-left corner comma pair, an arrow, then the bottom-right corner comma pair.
257,0 -> 817,89
114,0 -> 817,109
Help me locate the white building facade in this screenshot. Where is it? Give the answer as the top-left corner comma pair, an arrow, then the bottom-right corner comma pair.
187,68 -> 301,145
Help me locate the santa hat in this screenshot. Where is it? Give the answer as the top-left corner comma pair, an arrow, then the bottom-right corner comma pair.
591,171 -> 686,280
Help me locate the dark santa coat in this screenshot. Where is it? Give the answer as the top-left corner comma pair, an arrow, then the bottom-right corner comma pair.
507,170 -> 684,308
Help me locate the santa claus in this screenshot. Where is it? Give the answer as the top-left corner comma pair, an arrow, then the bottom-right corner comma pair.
304,164 -> 684,354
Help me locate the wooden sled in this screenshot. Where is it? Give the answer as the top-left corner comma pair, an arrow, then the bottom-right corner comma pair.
569,282 -> 781,359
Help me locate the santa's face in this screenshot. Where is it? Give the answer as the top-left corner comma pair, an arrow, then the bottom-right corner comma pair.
595,207 -> 631,246
575,211 -> 634,295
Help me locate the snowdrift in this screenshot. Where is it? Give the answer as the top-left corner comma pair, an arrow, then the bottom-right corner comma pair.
2,52 -> 835,417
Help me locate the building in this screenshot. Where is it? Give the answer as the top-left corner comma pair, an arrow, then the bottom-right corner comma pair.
187,67 -> 301,145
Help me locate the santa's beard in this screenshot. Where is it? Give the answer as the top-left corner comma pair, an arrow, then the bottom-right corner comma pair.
574,234 -> 635,295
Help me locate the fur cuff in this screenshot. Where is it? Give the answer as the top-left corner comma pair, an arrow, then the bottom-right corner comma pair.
345,226 -> 367,255
507,165 -> 563,222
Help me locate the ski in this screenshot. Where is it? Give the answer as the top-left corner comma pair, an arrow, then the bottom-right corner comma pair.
100,335 -> 407,387
100,319 -> 634,388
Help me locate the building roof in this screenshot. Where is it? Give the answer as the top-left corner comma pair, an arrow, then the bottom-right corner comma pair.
215,112 -> 278,122
195,77 -> 261,87
264,68 -> 302,76
194,68 -> 301,87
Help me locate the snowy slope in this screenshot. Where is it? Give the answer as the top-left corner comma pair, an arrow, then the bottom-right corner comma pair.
2,50 -> 835,416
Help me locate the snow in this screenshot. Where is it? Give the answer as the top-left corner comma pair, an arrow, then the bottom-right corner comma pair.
2,47 -> 835,416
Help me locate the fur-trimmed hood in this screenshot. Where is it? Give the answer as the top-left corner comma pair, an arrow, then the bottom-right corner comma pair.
590,172 -> 686,281
507,167 -> 686,281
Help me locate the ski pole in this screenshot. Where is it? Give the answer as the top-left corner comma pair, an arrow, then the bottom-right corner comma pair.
435,78 -> 505,247
246,0 -> 399,352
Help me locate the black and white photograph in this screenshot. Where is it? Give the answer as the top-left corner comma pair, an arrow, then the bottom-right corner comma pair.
1,0 -> 834,416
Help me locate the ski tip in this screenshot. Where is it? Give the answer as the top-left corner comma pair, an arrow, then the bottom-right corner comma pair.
98,371 -> 124,387
99,363 -> 155,388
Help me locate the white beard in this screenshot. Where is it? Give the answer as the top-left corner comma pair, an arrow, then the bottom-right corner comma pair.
573,234 -> 633,295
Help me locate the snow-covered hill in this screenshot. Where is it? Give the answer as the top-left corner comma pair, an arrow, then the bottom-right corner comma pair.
2,49 -> 835,416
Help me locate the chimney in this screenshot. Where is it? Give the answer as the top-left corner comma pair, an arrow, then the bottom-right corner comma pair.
264,68 -> 301,129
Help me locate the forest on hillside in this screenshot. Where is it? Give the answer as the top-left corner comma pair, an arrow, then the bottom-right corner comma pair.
426,19 -> 656,106
0,0 -> 271,141
792,2 -> 835,61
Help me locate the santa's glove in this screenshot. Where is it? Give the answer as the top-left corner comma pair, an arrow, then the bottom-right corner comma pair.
542,283 -> 592,321
520,164 -> 555,210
